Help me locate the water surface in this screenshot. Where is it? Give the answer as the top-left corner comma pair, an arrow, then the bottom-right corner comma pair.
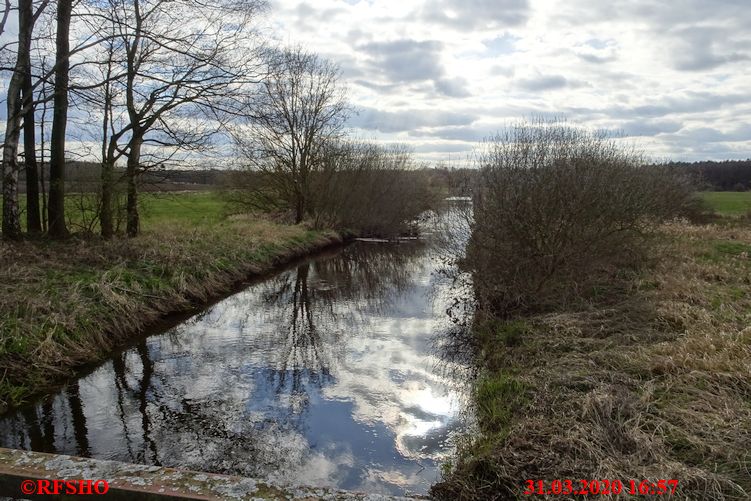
0,238 -> 468,496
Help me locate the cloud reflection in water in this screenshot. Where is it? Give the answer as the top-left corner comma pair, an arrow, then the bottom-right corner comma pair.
0,239 -> 469,496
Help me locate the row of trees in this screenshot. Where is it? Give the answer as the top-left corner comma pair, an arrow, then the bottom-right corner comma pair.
2,0 -> 269,239
664,159 -> 751,191
2,1 -> 431,241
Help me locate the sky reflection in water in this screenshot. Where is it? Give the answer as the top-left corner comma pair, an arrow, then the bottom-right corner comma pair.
0,240 -> 468,496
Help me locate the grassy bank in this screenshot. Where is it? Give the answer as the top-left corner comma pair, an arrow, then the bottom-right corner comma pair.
434,217 -> 751,498
0,192 -> 341,410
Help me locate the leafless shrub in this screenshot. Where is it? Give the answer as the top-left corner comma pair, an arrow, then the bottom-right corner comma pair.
465,118 -> 698,315
309,141 -> 437,237
227,140 -> 438,236
433,221 -> 751,500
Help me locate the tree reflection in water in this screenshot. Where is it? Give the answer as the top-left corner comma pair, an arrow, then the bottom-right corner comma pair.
0,238 -> 466,495
257,243 -> 423,406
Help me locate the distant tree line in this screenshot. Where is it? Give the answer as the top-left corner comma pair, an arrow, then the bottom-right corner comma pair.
665,160 -> 751,191
14,162 -> 236,192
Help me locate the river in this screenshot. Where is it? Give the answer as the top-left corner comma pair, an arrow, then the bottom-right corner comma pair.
0,221 -> 470,496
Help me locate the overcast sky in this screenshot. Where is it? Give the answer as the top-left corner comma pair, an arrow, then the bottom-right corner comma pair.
265,0 -> 751,163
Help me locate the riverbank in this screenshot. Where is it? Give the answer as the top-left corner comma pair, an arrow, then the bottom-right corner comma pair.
433,218 -> 751,499
0,213 -> 342,411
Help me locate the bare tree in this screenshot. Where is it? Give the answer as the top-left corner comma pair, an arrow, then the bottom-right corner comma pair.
22,2 -> 50,233
68,24 -> 123,238
80,0 -> 267,237
2,0 -> 48,239
235,47 -> 349,224
47,0 -> 72,238
36,52 -> 51,232
98,35 -> 117,238
1,2 -> 28,239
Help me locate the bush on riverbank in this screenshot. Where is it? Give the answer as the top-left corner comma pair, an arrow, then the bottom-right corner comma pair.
229,141 -> 439,238
433,121 -> 748,500
309,142 -> 438,237
466,119 -> 697,316
0,215 -> 340,410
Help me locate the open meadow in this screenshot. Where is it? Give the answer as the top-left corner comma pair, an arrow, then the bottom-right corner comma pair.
700,191 -> 751,216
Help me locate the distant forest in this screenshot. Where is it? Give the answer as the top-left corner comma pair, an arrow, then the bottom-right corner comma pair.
667,159 -> 751,191
16,160 -> 476,196
18,159 -> 751,194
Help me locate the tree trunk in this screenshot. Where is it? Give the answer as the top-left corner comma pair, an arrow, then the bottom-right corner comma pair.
22,9 -> 42,234
39,61 -> 49,233
126,137 -> 142,237
294,194 -> 304,224
48,0 -> 72,239
124,0 -> 142,238
41,159 -> 47,232
100,57 -> 114,239
100,159 -> 114,238
1,0 -> 34,240
2,82 -> 23,240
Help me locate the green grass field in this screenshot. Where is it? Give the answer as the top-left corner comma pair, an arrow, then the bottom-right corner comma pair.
700,191 -> 751,216
139,191 -> 227,226
8,190 -> 751,233
10,190 -> 228,233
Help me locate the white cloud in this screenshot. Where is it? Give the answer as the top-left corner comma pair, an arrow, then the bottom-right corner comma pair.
266,0 -> 751,161
4,0 -> 747,163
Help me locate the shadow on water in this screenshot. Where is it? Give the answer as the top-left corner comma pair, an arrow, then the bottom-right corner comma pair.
0,214 -> 474,496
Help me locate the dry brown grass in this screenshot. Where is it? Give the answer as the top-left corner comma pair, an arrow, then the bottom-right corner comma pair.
433,221 -> 751,500
0,218 -> 341,410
